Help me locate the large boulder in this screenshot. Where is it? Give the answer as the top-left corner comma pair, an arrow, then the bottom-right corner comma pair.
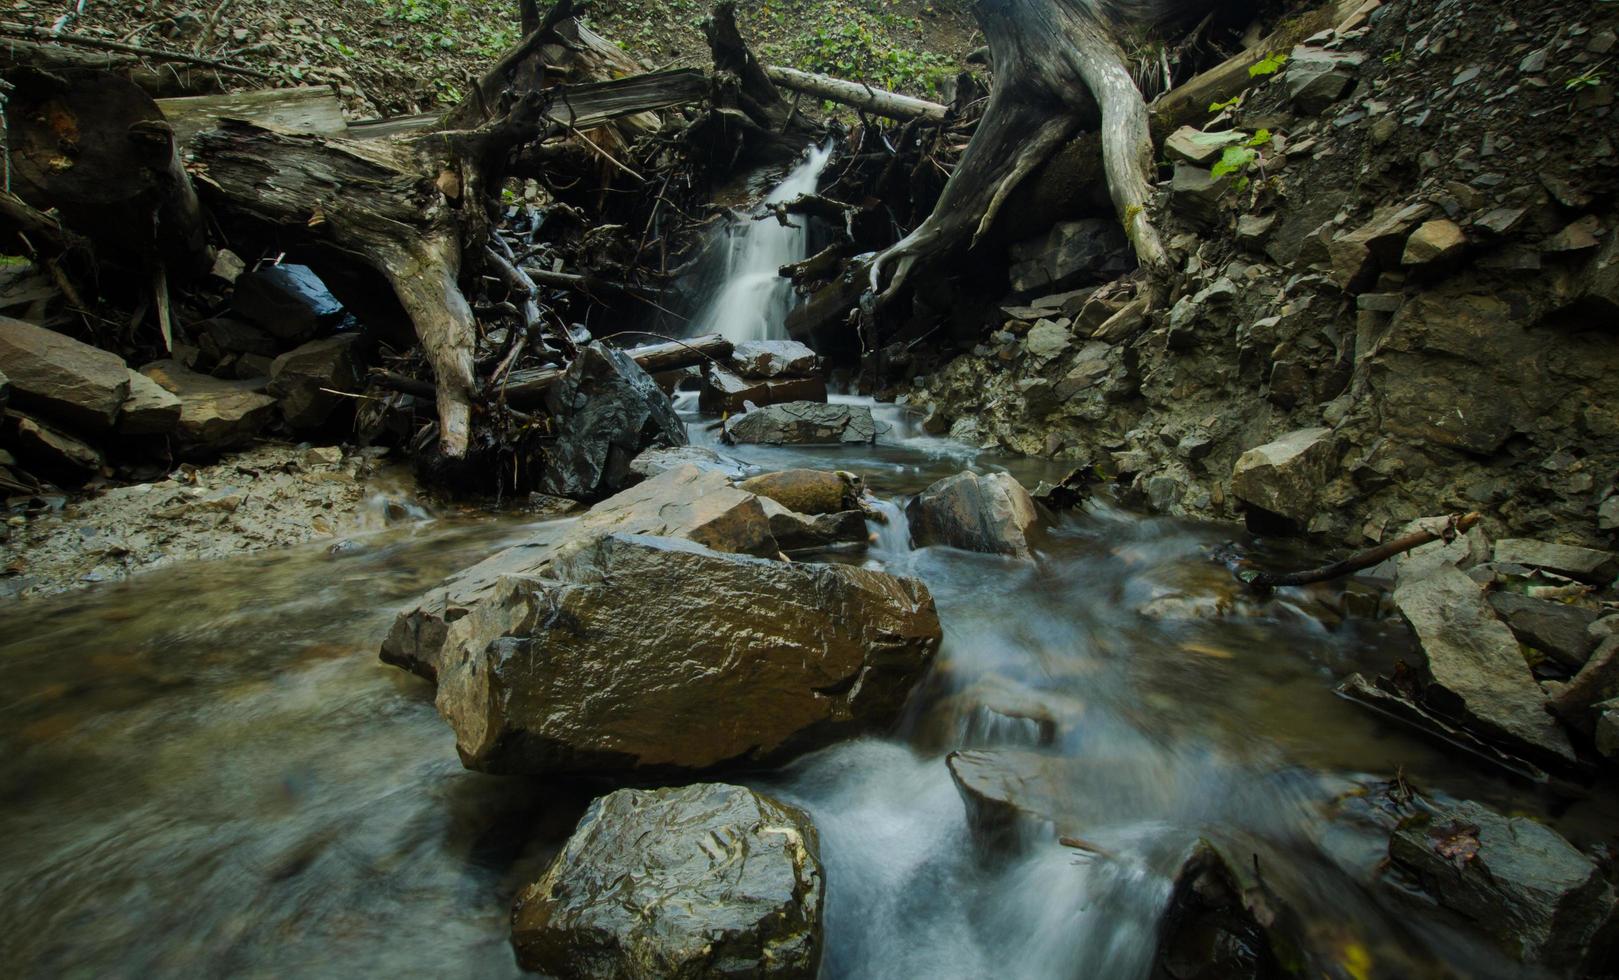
1229,428 -> 1335,525
138,360 -> 277,452
432,532 -> 941,775
906,471 -> 1038,559
1388,799 -> 1616,970
381,464 -> 777,682
540,342 -> 686,499
723,401 -> 876,446
738,468 -> 862,515
0,316 -> 129,431
729,339 -> 819,378
512,784 -> 823,979
1393,567 -> 1575,765
117,369 -> 182,436
268,334 -> 361,429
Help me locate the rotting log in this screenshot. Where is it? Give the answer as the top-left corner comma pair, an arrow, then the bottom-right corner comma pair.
763,65 -> 949,123
158,86 -> 349,147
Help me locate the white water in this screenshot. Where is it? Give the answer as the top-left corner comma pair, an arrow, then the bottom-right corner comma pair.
699,144 -> 835,344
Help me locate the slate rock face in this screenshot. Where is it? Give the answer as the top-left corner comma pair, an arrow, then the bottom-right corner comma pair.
0,316 -> 130,431
512,783 -> 823,980
540,342 -> 687,499
431,533 -> 942,776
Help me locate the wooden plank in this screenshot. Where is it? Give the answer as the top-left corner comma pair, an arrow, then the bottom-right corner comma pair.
158,86 -> 348,147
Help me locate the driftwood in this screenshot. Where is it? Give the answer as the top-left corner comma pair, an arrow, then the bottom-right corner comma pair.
763,65 -> 949,123
1239,512 -> 1483,589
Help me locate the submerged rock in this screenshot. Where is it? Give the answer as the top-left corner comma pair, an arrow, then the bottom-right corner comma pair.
381,464 -> 776,682
723,401 -> 876,445
906,471 -> 1038,559
1388,799 -> 1617,970
432,533 -> 941,775
0,315 -> 130,431
1393,567 -> 1575,765
512,783 -> 823,979
540,342 -> 687,499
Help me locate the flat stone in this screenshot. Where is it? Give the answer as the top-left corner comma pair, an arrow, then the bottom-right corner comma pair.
1402,219 -> 1467,265
1163,125 -> 1226,166
724,401 -> 876,446
1023,319 -> 1072,361
906,470 -> 1039,559
7,412 -> 103,475
738,469 -> 862,515
699,364 -> 827,415
138,359 -> 276,453
1230,428 -> 1335,524
626,445 -> 742,480
1492,539 -> 1618,583
1286,46 -> 1364,114
512,784 -> 823,979
1543,216 -> 1602,253
760,499 -> 868,551
430,533 -> 941,775
117,368 -> 182,436
0,316 -> 130,432
1393,566 -> 1575,765
1486,592 -> 1600,671
728,339 -> 819,379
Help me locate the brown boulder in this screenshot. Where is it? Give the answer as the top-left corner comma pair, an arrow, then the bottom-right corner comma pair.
117,369 -> 182,436
699,364 -> 827,415
139,360 -> 277,452
906,471 -> 1038,559
0,316 -> 129,431
739,468 -> 862,515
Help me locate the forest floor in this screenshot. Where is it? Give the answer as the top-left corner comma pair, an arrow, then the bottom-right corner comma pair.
10,0 -> 979,115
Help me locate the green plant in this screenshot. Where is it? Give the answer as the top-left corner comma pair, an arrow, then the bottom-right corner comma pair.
1201,129 -> 1274,191
1208,94 -> 1244,114
1381,48 -> 1403,66
1248,51 -> 1288,77
1566,69 -> 1603,90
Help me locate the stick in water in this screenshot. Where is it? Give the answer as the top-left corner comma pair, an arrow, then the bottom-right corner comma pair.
1239,512 -> 1482,589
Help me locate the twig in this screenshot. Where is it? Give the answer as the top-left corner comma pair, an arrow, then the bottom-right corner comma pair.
1238,512 -> 1482,589
0,21 -> 275,78
194,0 -> 236,56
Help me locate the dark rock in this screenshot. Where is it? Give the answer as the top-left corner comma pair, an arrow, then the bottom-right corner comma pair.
230,264 -> 345,342
1486,592 -> 1600,671
268,334 -> 362,429
540,342 -> 687,500
430,533 -> 941,774
1329,203 -> 1430,292
739,468 -> 862,515
1235,212 -> 1276,248
6,412 -> 103,476
191,317 -> 278,365
699,364 -> 827,415
381,465 -> 778,682
729,339 -> 819,379
1393,567 -> 1575,766
1338,673 -> 1549,781
138,360 -> 277,453
1169,164 -> 1228,229
1548,635 -> 1619,721
1491,539 -> 1618,584
1597,700 -> 1618,758
1007,219 -> 1134,294
1154,842 -> 1289,980
762,501 -> 868,551
0,367 -> 8,411
1229,428 -> 1335,525
723,401 -> 876,446
0,315 -> 130,432
1286,47 -> 1365,114
117,369 -> 182,436
906,470 -> 1038,559
512,783 -> 823,980
1388,799 -> 1616,970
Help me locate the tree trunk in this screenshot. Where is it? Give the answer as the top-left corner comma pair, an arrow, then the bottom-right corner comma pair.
763,66 -> 949,123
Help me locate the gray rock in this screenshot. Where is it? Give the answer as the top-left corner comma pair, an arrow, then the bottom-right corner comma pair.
1329,203 -> 1431,292
1393,517 -> 1491,583
1169,164 -> 1227,228
1393,567 -> 1574,765
906,471 -> 1039,559
1388,798 -> 1616,969
0,315 -> 130,432
1601,496 -> 1619,532
1492,539 -> 1618,584
1163,125 -> 1225,166
761,499 -> 868,551
541,342 -> 687,499
1286,47 -> 1365,114
231,264 -> 345,342
381,464 -> 778,682
729,339 -> 819,379
724,401 -> 876,446
269,334 -> 362,429
512,784 -> 823,980
191,317 -> 278,364
1023,319 -> 1072,362
1486,592 -> 1600,671
138,359 -> 277,453
626,445 -> 742,480
1597,699 -> 1618,758
1235,212 -> 1277,248
1229,428 -> 1335,524
117,368 -> 182,436
430,533 -> 941,774
1548,635 -> 1619,720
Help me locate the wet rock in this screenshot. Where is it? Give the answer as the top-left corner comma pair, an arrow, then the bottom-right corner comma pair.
230,264 -> 345,342
1486,592 -> 1600,671
431,533 -> 941,774
1229,428 -> 1335,525
1155,842 -> 1289,980
268,334 -> 362,429
1388,799 -> 1616,970
728,339 -> 819,378
1492,539 -> 1618,584
0,316 -> 130,431
540,342 -> 687,500
724,401 -> 876,446
381,465 -> 778,681
7,413 -> 103,475
1286,47 -> 1364,114
512,783 -> 823,979
906,471 -> 1038,559
1393,567 -> 1575,765
738,468 -> 862,515
626,445 -> 741,480
699,364 -> 827,415
761,500 -> 868,551
116,369 -> 182,436
1007,219 -> 1133,295
1401,219 -> 1467,266
138,360 -> 277,453
946,749 -> 1070,851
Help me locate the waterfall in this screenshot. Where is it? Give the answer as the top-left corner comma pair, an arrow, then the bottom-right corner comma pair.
699,144 -> 835,344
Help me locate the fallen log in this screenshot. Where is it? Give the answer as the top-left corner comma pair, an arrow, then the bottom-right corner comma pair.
157,86 -> 349,147
497,333 -> 733,406
763,65 -> 949,124
0,21 -> 275,79
1238,512 -> 1482,589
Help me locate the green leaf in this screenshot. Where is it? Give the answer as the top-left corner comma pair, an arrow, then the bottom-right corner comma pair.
1246,128 -> 1272,147
1249,52 -> 1289,77
1189,129 -> 1247,147
1210,146 -> 1258,179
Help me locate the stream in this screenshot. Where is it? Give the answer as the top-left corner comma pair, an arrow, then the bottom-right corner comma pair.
2,153 -> 1614,980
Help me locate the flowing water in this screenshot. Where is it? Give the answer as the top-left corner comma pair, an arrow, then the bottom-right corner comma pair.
5,160 -> 1617,979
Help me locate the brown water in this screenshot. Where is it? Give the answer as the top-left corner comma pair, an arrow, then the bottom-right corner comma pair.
2,417 -> 1612,978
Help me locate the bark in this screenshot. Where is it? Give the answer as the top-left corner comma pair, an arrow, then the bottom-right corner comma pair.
763,66 -> 949,123
157,86 -> 349,148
